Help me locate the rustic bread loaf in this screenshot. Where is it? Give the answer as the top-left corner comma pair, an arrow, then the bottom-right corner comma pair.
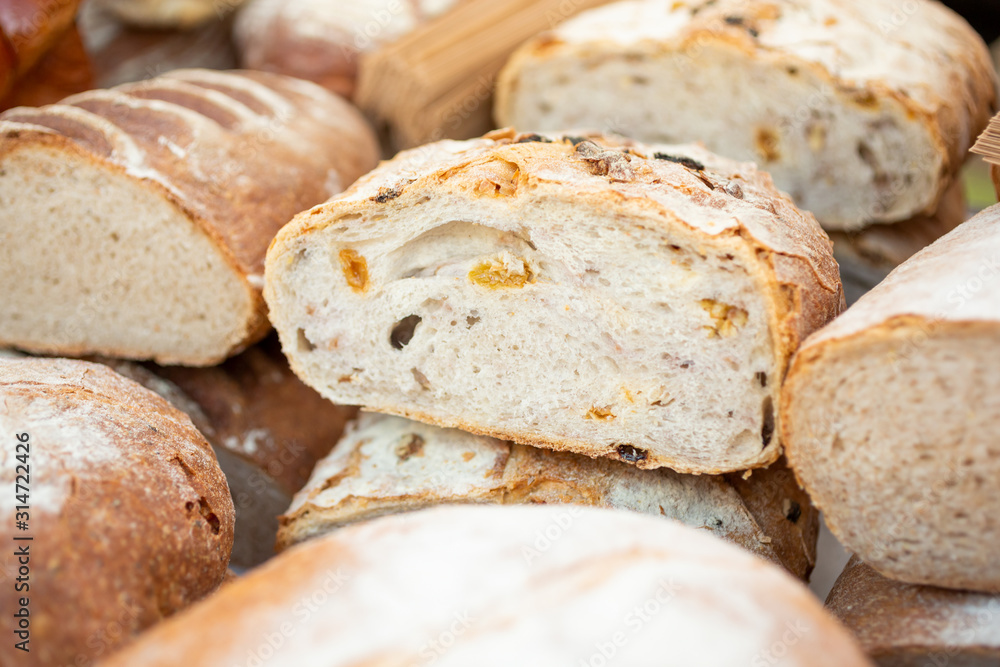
234,0 -> 460,99
0,68 -> 379,365
495,0 -> 997,230
0,0 -> 80,99
782,203 -> 1000,592
278,412 -> 818,578
264,130 -> 843,474
91,0 -> 245,28
827,556 -> 1000,666
0,23 -> 93,111
102,504 -> 871,666
0,357 -> 234,666
104,338 -> 356,567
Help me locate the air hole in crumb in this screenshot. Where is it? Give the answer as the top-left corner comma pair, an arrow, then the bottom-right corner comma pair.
616,444 -> 648,463
761,397 -> 775,448
395,434 -> 425,461
756,371 -> 767,387
390,315 -> 422,350
466,315 -> 481,328
296,328 -> 316,352
784,499 -> 802,523
198,497 -> 221,535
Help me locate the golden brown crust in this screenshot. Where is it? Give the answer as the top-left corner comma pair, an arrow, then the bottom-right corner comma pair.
0,23 -> 92,111
0,357 -> 234,666
270,131 -> 843,472
827,556 -> 1000,665
0,69 -> 379,364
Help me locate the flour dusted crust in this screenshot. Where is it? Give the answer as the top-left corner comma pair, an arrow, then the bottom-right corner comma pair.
0,68 -> 379,365
0,357 -> 234,666
234,0 -> 460,98
277,412 -> 818,579
827,556 -> 1000,666
102,505 -> 871,667
496,0 -> 997,230
265,130 -> 843,474
782,203 -> 1000,591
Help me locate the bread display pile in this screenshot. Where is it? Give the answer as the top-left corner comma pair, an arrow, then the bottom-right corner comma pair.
0,0 -> 997,664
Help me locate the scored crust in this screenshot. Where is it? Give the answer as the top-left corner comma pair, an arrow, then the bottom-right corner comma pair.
265,129 -> 843,474
0,68 -> 379,365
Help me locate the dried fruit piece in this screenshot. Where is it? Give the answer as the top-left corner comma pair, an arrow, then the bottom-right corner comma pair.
701,299 -> 748,338
468,252 -> 534,289
338,249 -> 369,293
585,406 -> 615,421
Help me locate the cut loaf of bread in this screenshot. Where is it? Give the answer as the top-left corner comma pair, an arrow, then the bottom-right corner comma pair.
827,556 -> 1000,666
0,357 -> 234,666
102,505 -> 872,667
279,412 -> 819,579
782,203 -> 1000,592
495,0 -> 997,230
265,130 -> 843,474
0,68 -> 379,365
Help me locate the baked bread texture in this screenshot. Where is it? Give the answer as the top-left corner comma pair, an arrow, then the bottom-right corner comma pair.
495,0 -> 997,230
0,68 -> 379,365
234,0 -> 460,99
827,556 -> 1000,666
103,338 -> 356,567
102,505 -> 872,667
0,357 -> 234,666
782,203 -> 1000,592
264,130 -> 843,474
278,412 -> 819,579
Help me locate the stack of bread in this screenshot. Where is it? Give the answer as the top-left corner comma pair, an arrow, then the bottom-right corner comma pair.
0,0 -> 998,664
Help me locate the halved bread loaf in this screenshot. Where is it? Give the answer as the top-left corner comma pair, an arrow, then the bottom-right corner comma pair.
827,556 -> 1000,666
278,412 -> 819,578
0,357 -> 234,666
782,203 -> 1000,591
102,505 -> 872,667
0,68 -> 379,365
495,0 -> 997,230
264,130 -> 843,473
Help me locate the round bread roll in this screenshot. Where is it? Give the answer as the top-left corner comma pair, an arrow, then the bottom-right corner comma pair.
782,203 -> 1000,591
827,556 -> 1000,666
101,505 -> 871,666
0,357 -> 234,666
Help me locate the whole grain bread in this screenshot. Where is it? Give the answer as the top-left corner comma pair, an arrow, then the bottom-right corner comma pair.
101,505 -> 872,667
827,556 -> 1000,666
278,412 -> 819,579
0,357 -> 234,666
495,0 -> 997,230
264,130 -> 843,474
0,68 -> 379,365
782,203 -> 1000,591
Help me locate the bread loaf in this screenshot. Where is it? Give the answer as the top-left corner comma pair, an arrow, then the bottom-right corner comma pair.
104,338 -> 356,567
91,0 -> 245,28
0,68 -> 379,365
0,0 -> 80,99
495,0 -> 997,230
827,556 -> 1000,666
264,130 -> 843,474
278,412 -> 818,578
0,357 -> 234,666
0,23 -> 93,111
102,505 -> 872,666
782,203 -> 1000,591
234,0 -> 460,99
